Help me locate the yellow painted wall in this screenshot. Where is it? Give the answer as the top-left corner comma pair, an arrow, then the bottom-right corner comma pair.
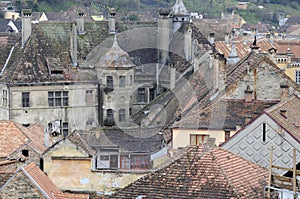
172,129 -> 236,148
43,138 -> 145,192
46,159 -> 145,192
285,68 -> 298,82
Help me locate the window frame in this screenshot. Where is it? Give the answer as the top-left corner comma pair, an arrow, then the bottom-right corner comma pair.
295,70 -> 300,84
106,76 -> 114,89
137,88 -> 146,103
2,90 -> 7,107
22,92 -> 30,107
119,76 -> 125,88
119,109 -> 126,122
190,134 -> 208,145
48,91 -> 69,107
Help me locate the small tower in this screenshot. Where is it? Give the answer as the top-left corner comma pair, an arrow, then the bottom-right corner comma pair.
171,0 -> 189,32
227,31 -> 240,65
108,8 -> 116,34
22,9 -> 32,48
96,35 -> 135,127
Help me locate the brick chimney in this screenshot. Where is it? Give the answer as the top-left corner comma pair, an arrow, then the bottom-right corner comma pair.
170,64 -> 176,90
243,32 -> 248,44
22,9 -> 32,48
280,84 -> 289,101
225,32 -> 230,44
184,27 -> 192,61
244,85 -> 253,103
70,23 -> 78,67
76,11 -> 85,34
208,32 -> 215,45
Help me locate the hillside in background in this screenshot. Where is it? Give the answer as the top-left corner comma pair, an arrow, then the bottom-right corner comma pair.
9,0 -> 300,26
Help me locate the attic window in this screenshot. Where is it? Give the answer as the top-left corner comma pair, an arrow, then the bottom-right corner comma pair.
22,150 -> 29,157
51,70 -> 63,75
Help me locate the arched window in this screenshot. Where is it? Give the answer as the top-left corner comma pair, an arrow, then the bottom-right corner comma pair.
119,109 -> 126,122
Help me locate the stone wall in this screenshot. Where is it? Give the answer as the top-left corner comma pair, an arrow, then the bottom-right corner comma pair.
0,171 -> 44,198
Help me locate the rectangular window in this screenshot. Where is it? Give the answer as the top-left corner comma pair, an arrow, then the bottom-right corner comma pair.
120,155 -> 130,170
295,71 -> 300,84
137,88 -> 146,103
2,90 -> 7,107
119,109 -> 125,122
119,76 -> 125,88
48,91 -> 68,107
130,155 -> 150,170
100,155 -> 109,161
22,92 -> 30,107
62,122 -> 68,137
107,76 -> 114,88
86,90 -> 93,95
109,154 -> 118,169
130,75 -> 133,86
190,134 -> 208,145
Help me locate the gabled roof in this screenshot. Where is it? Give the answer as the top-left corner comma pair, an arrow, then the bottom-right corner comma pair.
266,95 -> 300,142
225,51 -> 299,93
43,131 -> 95,157
172,99 -> 278,130
22,162 -> 61,198
0,121 -> 29,158
110,145 -> 268,199
77,127 -> 163,153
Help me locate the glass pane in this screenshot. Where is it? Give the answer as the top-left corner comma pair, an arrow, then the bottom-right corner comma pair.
55,98 -> 61,106
55,91 -> 61,97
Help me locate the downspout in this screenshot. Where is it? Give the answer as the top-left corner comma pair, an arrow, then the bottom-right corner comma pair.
8,84 -> 11,120
98,83 -> 103,126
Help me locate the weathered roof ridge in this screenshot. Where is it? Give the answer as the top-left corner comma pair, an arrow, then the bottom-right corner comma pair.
67,131 -> 96,156
22,162 -> 62,198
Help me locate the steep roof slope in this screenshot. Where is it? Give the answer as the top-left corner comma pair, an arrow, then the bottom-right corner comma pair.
266,95 -> 300,142
0,121 -> 29,158
110,146 -> 268,199
22,162 -> 62,198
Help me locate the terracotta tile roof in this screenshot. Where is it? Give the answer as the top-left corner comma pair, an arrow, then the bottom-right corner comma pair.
110,145 -> 268,199
215,38 -> 300,59
23,162 -> 62,198
53,192 -> 89,199
173,99 -> 278,130
0,121 -> 29,158
0,121 -> 48,158
266,95 -> 300,142
25,123 -> 47,154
